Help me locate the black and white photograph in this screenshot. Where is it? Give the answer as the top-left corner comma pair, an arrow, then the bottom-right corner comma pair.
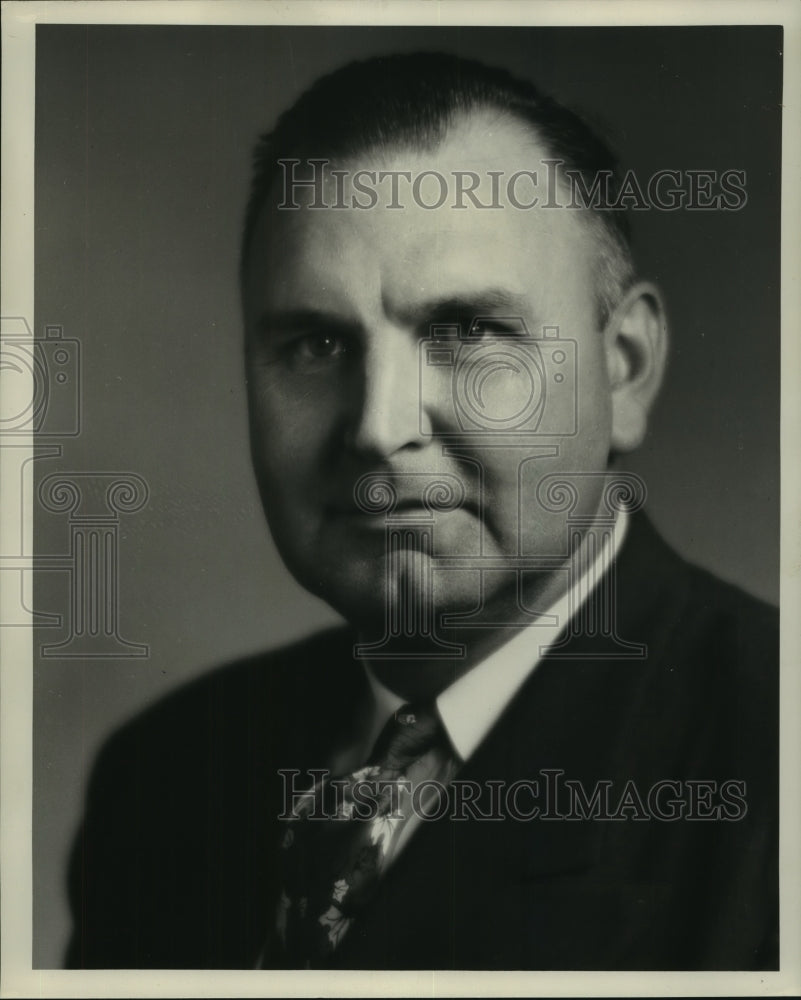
1,1 -> 800,995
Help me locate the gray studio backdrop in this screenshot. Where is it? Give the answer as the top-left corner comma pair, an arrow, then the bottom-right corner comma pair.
33,25 -> 781,966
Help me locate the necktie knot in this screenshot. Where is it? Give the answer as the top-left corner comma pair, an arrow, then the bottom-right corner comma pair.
367,702 -> 443,773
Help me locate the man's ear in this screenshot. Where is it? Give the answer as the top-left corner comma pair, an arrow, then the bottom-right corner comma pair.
604,282 -> 668,454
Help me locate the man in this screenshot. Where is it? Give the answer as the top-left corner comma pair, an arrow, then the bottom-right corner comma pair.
66,52 -> 778,971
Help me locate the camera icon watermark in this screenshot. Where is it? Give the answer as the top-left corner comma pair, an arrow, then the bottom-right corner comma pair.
1,316 -> 148,657
419,318 -> 577,438
0,318 -> 81,437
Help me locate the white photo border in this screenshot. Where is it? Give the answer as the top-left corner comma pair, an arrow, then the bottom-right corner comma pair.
2,1 -> 799,996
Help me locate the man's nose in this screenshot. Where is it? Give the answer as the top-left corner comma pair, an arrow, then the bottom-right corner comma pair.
346,328 -> 432,460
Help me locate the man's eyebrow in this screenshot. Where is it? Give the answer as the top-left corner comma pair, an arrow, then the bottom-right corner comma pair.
403,289 -> 534,328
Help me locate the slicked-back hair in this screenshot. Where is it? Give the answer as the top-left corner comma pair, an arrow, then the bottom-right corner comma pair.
240,51 -> 636,327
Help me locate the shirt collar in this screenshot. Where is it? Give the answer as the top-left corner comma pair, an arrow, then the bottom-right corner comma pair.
365,509 -> 630,763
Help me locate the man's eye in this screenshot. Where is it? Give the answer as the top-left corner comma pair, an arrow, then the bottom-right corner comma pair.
298,332 -> 347,358
429,320 -> 521,343
283,331 -> 351,368
468,319 -> 525,338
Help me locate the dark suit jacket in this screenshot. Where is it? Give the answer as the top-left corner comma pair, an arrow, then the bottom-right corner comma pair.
65,512 -> 779,970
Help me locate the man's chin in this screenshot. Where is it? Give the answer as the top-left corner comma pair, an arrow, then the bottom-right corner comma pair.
301,552 -> 488,637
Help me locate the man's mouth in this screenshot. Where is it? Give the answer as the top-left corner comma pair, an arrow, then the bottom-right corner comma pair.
328,496 -> 477,526
331,500 -> 467,517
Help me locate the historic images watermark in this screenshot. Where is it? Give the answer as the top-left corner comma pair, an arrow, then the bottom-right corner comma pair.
278,768 -> 748,823
277,158 -> 748,212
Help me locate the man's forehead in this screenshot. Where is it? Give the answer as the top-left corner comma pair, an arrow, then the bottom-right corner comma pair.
245,110 -> 597,322
247,204 -> 589,316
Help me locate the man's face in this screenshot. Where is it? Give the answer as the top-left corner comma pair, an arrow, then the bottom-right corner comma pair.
243,114 -> 615,629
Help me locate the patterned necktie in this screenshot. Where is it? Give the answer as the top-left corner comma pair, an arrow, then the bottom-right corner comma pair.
270,703 -> 451,967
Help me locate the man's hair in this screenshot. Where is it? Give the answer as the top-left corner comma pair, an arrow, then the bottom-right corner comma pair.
241,51 -> 636,327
